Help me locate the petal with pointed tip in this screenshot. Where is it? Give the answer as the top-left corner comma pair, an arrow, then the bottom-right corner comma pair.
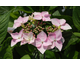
37,44 -> 47,54
10,32 -> 19,39
55,41 -> 62,51
11,38 -> 22,47
61,23 -> 72,30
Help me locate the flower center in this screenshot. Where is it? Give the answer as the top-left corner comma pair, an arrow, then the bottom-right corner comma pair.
18,37 -> 21,39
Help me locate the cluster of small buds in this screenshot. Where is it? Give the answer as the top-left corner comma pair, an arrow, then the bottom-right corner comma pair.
21,23 -> 33,33
32,21 -> 46,27
46,26 -> 54,34
33,26 -> 44,34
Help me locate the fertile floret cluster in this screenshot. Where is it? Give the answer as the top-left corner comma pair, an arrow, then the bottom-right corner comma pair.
10,11 -> 72,54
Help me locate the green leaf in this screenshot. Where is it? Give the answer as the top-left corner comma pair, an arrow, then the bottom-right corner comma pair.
64,45 -> 76,59
73,51 -> 79,59
73,32 -> 80,37
49,6 -> 57,11
13,6 -> 32,13
52,10 -> 61,16
27,44 -> 35,52
0,37 -> 13,59
0,6 -> 9,15
45,50 -> 56,59
0,10 -> 11,44
21,55 -> 31,59
26,6 -> 34,12
64,35 -> 79,50
73,6 -> 80,31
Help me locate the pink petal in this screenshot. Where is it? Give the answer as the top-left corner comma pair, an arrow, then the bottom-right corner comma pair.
13,16 -> 28,28
23,16 -> 29,23
35,38 -> 42,48
41,11 -> 49,16
43,38 -> 52,47
54,29 -> 62,41
11,39 -> 17,47
42,17 -> 51,21
28,36 -> 35,44
37,44 -> 47,54
48,33 -> 56,42
37,31 -> 47,42
33,12 -> 41,15
28,32 -> 34,38
21,39 -> 27,45
44,14 -> 51,17
10,32 -> 19,39
55,41 -> 62,51
23,33 -> 28,40
11,39 -> 22,47
59,19 -> 66,25
13,21 -> 22,28
33,12 -> 42,20
61,23 -> 72,30
51,18 -> 60,26
18,29 -> 24,37
33,15 -> 42,20
47,41 -> 56,49
14,16 -> 23,23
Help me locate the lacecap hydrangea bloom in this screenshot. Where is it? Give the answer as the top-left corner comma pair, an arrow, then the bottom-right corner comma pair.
10,11 -> 72,54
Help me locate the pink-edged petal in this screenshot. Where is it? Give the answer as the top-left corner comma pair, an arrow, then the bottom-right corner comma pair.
51,18 -> 60,26
18,29 -> 24,37
37,31 -> 47,42
59,19 -> 66,25
28,32 -> 33,39
14,16 -> 23,23
54,29 -> 62,41
10,32 -> 19,39
11,39 -> 22,47
43,38 -> 52,47
42,17 -> 51,21
33,12 -> 41,15
23,33 -> 28,40
48,33 -> 56,42
35,38 -> 42,48
44,14 -> 51,17
37,44 -> 47,54
22,16 -> 29,23
55,41 -> 62,51
20,39 -> 27,45
41,11 -> 49,16
61,23 -> 72,30
33,15 -> 42,20
11,39 -> 17,47
33,12 -> 42,20
28,36 -> 35,44
13,21 -> 22,28
48,41 -> 56,49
